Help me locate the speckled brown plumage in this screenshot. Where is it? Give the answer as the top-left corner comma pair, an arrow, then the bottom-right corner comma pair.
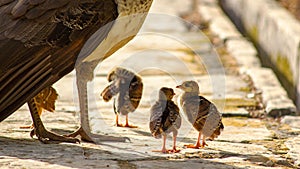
0,0 -> 118,120
177,81 -> 224,148
149,87 -> 181,153
101,67 -> 143,128
0,0 -> 153,143
0,0 -> 118,143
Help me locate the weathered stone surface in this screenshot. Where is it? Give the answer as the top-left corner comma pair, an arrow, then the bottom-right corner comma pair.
226,39 -> 261,68
285,136 -> 300,168
198,0 -> 242,41
210,17 -> 242,41
281,116 -> 300,129
266,99 -> 298,117
133,160 -> 242,169
0,0 -> 299,168
220,0 -> 300,110
247,68 -> 297,117
201,0 -> 297,117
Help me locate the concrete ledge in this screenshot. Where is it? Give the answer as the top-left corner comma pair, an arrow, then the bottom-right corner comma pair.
246,68 -> 297,117
226,39 -> 261,68
220,0 -> 300,110
198,0 -> 297,116
199,1 -> 242,41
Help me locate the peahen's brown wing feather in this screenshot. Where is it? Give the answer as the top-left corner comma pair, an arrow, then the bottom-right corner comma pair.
0,0 -> 118,121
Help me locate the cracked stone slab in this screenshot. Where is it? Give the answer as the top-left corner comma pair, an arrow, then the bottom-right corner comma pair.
281,116 -> 300,130
285,136 -> 300,168
0,0 -> 297,168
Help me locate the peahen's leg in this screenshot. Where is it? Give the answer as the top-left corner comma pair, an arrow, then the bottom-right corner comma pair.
67,63 -> 129,142
28,98 -> 79,143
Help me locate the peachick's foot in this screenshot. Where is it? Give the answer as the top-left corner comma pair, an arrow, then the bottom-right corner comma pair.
171,147 -> 181,153
152,149 -> 175,154
184,143 -> 203,149
119,123 -> 138,128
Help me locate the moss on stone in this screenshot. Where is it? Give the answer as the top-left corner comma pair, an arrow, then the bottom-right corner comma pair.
249,26 -> 259,44
276,54 -> 294,86
239,86 -> 252,92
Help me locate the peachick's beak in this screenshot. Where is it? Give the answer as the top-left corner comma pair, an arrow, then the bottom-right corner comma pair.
176,85 -> 181,89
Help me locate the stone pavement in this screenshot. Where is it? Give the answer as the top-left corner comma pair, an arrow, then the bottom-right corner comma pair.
0,0 -> 299,168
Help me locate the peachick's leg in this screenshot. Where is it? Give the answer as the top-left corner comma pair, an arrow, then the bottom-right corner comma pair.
185,132 -> 202,149
172,131 -> 180,153
115,114 -> 123,127
113,99 -> 122,127
28,98 -> 79,143
152,134 -> 175,153
202,136 -> 208,147
122,114 -> 138,128
152,134 -> 167,153
161,134 -> 167,153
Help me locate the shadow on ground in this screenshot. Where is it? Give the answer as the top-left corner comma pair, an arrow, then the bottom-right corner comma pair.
0,135 -> 245,169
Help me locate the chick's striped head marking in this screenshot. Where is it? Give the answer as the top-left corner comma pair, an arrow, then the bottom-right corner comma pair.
159,87 -> 176,101
176,80 -> 199,93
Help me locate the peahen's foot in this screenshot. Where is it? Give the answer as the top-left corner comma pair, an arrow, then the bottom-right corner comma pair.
31,127 -> 80,144
27,98 -> 79,144
66,127 -> 130,143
